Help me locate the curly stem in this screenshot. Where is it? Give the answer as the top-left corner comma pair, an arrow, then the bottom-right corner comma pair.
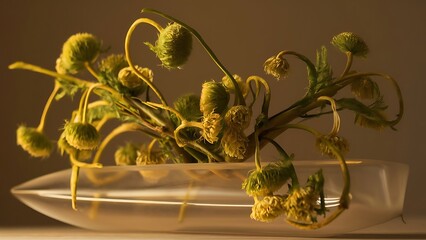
125,18 -> 168,106
141,8 -> 246,107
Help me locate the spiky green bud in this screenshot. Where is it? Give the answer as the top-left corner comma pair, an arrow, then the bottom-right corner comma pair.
264,54 -> 289,80
146,23 -> 192,69
173,94 -> 202,122
63,122 -> 100,150
331,32 -> 369,57
57,134 -> 92,161
242,161 -> 291,196
16,125 -> 53,158
60,33 -> 102,72
115,143 -> 139,166
200,81 -> 230,115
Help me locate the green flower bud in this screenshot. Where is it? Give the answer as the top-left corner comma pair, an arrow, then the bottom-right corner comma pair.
136,144 -> 166,166
98,54 -> 149,97
63,122 -> 100,150
263,54 -> 289,80
316,135 -> 349,157
200,81 -> 230,115
136,145 -> 168,183
283,187 -> 321,224
351,77 -> 380,99
222,74 -> 248,97
242,161 -> 291,196
60,33 -> 102,72
115,143 -> 139,166
57,134 -> 92,161
331,32 -> 369,57
117,66 -> 150,95
173,94 -> 202,123
201,111 -> 223,144
250,195 -> 287,222
224,105 -> 251,130
16,125 -> 53,158
221,129 -> 248,160
146,22 -> 192,69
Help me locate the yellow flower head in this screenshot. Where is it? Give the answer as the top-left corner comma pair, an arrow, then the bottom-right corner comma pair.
201,111 -> 223,144
224,105 -> 251,130
221,129 -> 248,160
250,195 -> 287,222
263,54 -> 289,80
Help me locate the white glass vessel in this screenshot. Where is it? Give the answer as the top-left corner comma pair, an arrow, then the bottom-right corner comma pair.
12,159 -> 409,237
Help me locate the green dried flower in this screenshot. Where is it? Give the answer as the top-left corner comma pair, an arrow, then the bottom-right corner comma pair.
351,77 -> 380,99
136,145 -> 166,166
242,161 -> 291,196
316,135 -> 349,157
200,81 -> 230,115
221,129 -> 248,160
63,122 -> 100,150
222,74 -> 248,97
283,170 -> 325,224
355,113 -> 387,130
331,32 -> 369,57
224,105 -> 251,130
57,134 -> 92,161
201,111 -> 223,144
117,66 -> 150,95
250,195 -> 287,222
16,125 -> 53,158
60,33 -> 102,72
146,22 -> 192,69
115,142 -> 139,166
263,54 -> 289,80
98,54 -> 149,97
173,94 -> 202,123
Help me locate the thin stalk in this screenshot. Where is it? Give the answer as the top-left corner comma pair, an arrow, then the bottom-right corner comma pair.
36,81 -> 60,132
246,76 -> 271,118
92,122 -> 142,164
9,62 -> 91,87
141,8 -> 245,107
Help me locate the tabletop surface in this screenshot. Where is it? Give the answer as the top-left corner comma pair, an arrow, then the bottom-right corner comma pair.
1,215 -> 425,240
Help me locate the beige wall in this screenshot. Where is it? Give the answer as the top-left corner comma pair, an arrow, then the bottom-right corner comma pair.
1,0 -> 425,225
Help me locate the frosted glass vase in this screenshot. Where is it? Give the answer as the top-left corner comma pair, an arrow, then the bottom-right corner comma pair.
12,159 -> 409,237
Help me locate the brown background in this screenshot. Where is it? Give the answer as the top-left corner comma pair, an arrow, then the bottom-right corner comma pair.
1,0 -> 425,226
